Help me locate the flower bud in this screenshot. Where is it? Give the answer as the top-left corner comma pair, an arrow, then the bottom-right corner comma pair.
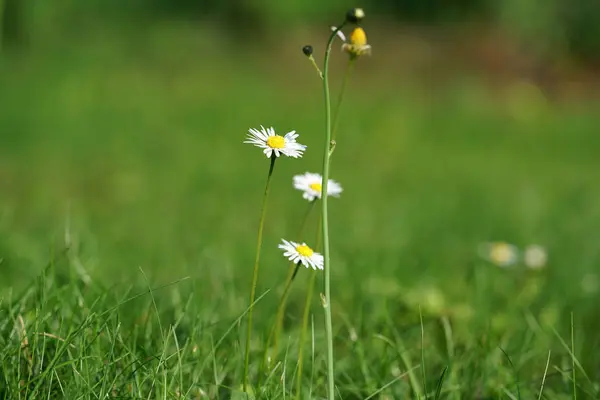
346,8 -> 365,24
341,27 -> 371,58
349,27 -> 367,46
302,45 -> 313,57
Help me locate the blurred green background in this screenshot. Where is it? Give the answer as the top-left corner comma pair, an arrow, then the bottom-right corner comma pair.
2,1 -> 600,294
1,0 -> 600,392
2,0 -> 599,278
2,0 -> 600,298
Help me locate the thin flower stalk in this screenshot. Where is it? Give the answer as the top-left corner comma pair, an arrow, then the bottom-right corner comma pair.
296,214 -> 322,400
265,201 -> 317,366
331,59 -> 356,144
243,155 -> 276,392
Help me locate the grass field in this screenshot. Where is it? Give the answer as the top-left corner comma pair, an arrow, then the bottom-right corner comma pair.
1,24 -> 600,399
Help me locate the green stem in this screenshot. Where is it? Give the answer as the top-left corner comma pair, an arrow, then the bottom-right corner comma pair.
268,201 -> 316,359
260,201 -> 316,389
243,155 -> 277,393
331,60 -> 355,143
296,213 -> 323,400
321,22 -> 346,400
308,55 -> 324,80
0,0 -> 4,51
266,262 -> 300,362
296,270 -> 317,399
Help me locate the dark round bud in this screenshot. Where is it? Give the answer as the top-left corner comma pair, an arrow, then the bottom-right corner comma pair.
302,45 -> 314,57
346,8 -> 365,24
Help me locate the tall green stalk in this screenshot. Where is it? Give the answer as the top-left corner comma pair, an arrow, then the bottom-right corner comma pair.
296,54 -> 350,397
321,22 -> 346,400
243,155 -> 277,393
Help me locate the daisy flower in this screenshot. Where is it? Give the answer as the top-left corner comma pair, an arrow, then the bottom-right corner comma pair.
331,26 -> 371,58
244,126 -> 306,158
293,172 -> 343,201
479,241 -> 519,267
278,239 -> 324,270
524,245 -> 547,270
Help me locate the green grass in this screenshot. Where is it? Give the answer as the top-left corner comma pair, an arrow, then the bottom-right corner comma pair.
1,24 -> 600,398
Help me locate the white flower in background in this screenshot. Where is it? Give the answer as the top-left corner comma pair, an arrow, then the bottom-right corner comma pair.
479,241 -> 519,267
348,327 -> 358,342
581,273 -> 599,295
244,126 -> 306,158
293,172 -> 343,201
524,245 -> 547,270
278,239 -> 324,270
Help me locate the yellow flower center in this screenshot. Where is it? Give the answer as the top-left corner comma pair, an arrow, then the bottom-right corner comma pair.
266,135 -> 285,149
309,183 -> 322,192
349,27 -> 367,46
296,244 -> 314,257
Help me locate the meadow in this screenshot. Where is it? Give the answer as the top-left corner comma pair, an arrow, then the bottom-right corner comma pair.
1,21 -> 600,399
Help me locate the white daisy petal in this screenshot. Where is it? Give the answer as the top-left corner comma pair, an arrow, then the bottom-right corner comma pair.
259,129 -> 270,140
284,131 -> 298,141
327,181 -> 343,197
331,26 -> 346,42
250,127 -> 267,141
277,243 -> 288,255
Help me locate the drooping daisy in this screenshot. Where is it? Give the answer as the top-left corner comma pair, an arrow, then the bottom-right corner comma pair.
331,26 -> 372,58
278,239 -> 324,270
479,241 -> 519,267
524,245 -> 547,270
244,126 -> 306,158
293,172 -> 343,201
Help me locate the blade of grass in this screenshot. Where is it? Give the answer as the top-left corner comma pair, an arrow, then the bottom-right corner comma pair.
420,308 -> 427,399
433,366 -> 448,400
364,365 -> 421,400
538,350 -> 551,400
498,347 -> 521,400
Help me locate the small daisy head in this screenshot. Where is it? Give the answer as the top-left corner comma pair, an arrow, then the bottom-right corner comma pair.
279,239 -> 324,270
293,172 -> 343,202
332,26 -> 371,58
524,245 -> 547,270
479,241 -> 519,267
244,126 -> 306,159
346,8 -> 365,24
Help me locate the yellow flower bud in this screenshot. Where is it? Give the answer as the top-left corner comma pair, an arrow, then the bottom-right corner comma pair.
341,27 -> 371,58
349,27 -> 367,46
